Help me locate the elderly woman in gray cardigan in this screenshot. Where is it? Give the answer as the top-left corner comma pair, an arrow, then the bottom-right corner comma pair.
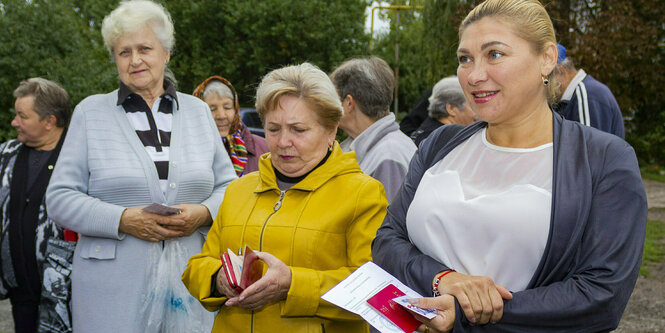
45,1 -> 236,332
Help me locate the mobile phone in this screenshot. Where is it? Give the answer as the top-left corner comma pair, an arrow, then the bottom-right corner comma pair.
142,203 -> 181,216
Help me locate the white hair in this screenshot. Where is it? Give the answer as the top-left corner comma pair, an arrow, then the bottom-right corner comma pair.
427,76 -> 467,119
203,81 -> 234,101
101,0 -> 175,55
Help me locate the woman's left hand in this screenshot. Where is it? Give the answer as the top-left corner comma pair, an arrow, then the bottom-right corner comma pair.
411,295 -> 456,333
157,204 -> 212,236
225,252 -> 292,311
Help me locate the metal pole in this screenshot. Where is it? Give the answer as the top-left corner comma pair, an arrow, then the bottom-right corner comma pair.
368,5 -> 423,115
394,10 -> 400,115
370,7 -> 378,50
369,5 -> 423,51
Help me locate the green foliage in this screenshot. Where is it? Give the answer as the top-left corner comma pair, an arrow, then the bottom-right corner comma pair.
641,166 -> 665,183
0,0 -> 117,141
370,0 -> 473,115
371,2 -> 426,114
371,0 -> 664,164
0,0 -> 369,142
548,0 -> 665,164
641,218 -> 665,276
165,0 -> 370,106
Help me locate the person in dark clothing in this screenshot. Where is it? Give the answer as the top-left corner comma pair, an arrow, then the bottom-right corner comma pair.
0,78 -> 72,332
410,76 -> 475,146
399,87 -> 432,136
552,44 -> 625,138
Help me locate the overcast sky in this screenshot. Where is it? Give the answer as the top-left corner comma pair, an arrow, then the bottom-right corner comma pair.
365,1 -> 391,35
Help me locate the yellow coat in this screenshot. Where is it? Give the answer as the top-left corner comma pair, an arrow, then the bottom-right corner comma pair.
182,143 -> 388,332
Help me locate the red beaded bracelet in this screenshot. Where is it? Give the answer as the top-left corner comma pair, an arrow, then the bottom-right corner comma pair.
432,270 -> 456,296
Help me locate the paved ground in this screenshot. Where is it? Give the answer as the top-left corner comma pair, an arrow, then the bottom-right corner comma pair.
0,299 -> 10,333
0,180 -> 663,332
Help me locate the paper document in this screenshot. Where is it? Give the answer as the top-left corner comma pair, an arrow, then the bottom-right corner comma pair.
321,261 -> 425,333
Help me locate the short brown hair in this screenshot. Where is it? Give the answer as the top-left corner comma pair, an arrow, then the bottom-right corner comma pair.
255,63 -> 343,131
13,78 -> 71,127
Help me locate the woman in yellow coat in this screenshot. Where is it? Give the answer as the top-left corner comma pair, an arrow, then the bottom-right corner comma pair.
182,62 -> 388,332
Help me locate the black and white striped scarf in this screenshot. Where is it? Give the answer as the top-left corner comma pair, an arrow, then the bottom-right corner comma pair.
117,81 -> 179,194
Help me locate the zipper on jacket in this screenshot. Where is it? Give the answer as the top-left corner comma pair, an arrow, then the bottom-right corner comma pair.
259,190 -> 285,251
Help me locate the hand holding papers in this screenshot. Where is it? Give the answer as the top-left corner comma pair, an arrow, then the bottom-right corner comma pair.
321,262 -> 436,333
366,284 -> 421,332
392,296 -> 437,320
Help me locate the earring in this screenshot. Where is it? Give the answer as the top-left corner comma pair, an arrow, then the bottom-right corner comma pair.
542,76 -> 549,86
328,141 -> 333,152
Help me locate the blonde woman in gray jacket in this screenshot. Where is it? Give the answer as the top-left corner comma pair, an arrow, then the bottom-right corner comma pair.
45,1 -> 236,332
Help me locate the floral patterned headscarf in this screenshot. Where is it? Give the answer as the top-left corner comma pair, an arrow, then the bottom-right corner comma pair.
193,76 -> 248,176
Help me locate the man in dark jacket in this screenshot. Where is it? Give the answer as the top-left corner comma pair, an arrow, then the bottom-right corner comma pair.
0,78 -> 72,332
553,44 -> 625,138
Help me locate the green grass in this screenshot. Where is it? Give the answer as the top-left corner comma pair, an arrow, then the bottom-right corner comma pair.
642,172 -> 665,183
640,165 -> 665,183
639,166 -> 665,275
640,219 -> 665,276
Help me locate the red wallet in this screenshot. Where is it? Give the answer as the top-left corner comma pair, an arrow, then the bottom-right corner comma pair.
221,245 -> 264,293
366,284 -> 421,333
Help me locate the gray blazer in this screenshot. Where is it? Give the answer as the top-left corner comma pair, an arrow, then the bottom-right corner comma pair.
45,90 -> 237,332
373,113 -> 647,331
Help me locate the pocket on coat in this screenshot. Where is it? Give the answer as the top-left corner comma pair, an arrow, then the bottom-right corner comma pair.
78,238 -> 116,260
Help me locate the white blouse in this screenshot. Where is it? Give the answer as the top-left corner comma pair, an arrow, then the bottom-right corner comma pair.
406,128 -> 553,291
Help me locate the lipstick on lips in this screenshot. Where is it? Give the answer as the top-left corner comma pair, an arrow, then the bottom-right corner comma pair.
472,90 -> 498,104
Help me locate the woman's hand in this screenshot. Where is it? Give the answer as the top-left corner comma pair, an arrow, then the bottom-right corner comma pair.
225,252 -> 292,311
118,207 -> 184,242
437,272 -> 512,325
215,266 -> 240,299
158,204 -> 212,236
411,295 -> 456,333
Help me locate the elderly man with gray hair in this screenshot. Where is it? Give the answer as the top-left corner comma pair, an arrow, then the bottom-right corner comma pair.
331,56 -> 416,202
410,76 -> 475,145
553,44 -> 624,138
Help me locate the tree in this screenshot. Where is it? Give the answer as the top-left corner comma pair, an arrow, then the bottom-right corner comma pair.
0,0 -> 370,140
548,0 -> 665,164
373,0 -> 664,163
370,0 -> 473,115
0,0 -> 117,140
165,0 -> 370,105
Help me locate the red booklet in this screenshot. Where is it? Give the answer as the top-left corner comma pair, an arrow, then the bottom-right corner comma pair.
366,284 -> 421,333
221,245 -> 264,293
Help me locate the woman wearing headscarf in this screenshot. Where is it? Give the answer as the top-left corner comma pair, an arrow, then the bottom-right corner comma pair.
194,76 -> 269,176
45,0 -> 236,331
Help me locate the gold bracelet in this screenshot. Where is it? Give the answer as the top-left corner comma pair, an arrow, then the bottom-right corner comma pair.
424,326 -> 429,333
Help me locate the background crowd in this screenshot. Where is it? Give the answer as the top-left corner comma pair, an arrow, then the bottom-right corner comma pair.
0,0 -> 651,332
